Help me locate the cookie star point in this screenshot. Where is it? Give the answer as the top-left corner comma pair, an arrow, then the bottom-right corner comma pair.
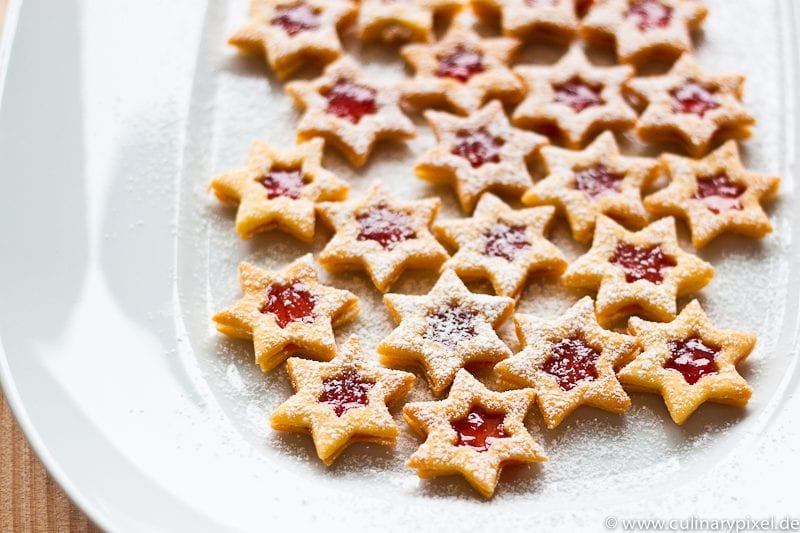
471,0 -> 580,42
357,0 -> 463,43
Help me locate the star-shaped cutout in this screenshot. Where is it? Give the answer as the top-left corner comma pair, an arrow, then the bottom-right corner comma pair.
403,369 -> 547,498
563,215 -> 714,326
400,20 -> 523,115
415,100 -> 549,212
626,53 -> 756,157
270,335 -> 415,465
356,0 -> 462,43
212,254 -> 360,371
229,0 -> 356,80
495,296 -> 639,428
377,269 -> 515,395
618,299 -> 754,425
210,138 -> 349,241
512,46 -> 637,149
580,0 -> 707,65
522,131 -> 660,244
472,0 -> 580,42
646,141 -> 780,248
434,193 -> 567,297
316,182 -> 449,292
286,56 -> 416,167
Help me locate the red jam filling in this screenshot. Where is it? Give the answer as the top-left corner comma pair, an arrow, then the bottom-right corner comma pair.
483,222 -> 530,262
543,338 -> 601,391
436,46 -> 485,83
627,0 -> 673,31
576,0 -> 595,16
322,79 -> 378,124
573,164 -> 624,200
694,173 -> 746,214
356,205 -> 417,250
260,281 -> 316,328
451,406 -> 509,452
258,166 -> 310,200
610,242 -> 677,284
424,305 -> 477,348
318,371 -> 375,417
271,2 -> 320,36
671,81 -> 720,118
451,128 -> 504,169
553,78 -> 604,113
665,337 -> 719,385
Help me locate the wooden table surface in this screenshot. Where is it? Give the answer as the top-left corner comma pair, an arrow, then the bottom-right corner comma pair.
0,1 -> 97,531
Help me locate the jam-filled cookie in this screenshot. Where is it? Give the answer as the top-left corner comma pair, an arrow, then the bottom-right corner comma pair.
404,369 -> 547,498
286,56 -> 415,167
378,269 -> 514,395
522,131 -> 660,244
512,46 -> 637,149
316,182 -> 449,292
356,0 -> 462,43
471,0 -> 580,43
213,254 -> 360,371
563,215 -> 713,326
618,300 -> 754,424
271,335 -> 415,465
210,138 -> 349,241
416,100 -> 549,213
434,193 -> 567,298
229,0 -> 356,80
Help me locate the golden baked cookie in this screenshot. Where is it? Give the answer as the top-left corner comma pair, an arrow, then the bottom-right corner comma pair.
471,0 -> 580,43
356,0 -> 462,43
618,300 -> 754,425
270,335 -> 415,465
378,269 -> 514,395
404,369 -> 546,498
212,254 -> 360,372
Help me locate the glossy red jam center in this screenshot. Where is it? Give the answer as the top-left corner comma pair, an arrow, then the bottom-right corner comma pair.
573,164 -> 624,200
451,128 -> 504,168
451,406 -> 509,452
356,205 -> 417,250
553,78 -> 604,113
610,242 -> 677,284
271,2 -> 320,36
665,337 -> 719,385
436,46 -> 485,83
694,173 -> 746,214
627,0 -> 673,31
322,79 -> 378,124
543,338 -> 600,391
671,81 -> 720,118
424,305 -> 477,348
318,371 -> 375,417
258,166 -> 310,199
260,281 -> 316,328
483,222 -> 530,262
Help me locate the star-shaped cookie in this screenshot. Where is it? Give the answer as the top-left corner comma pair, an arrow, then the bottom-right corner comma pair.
495,296 -> 639,428
618,299 -> 754,425
580,0 -> 707,65
471,0 -> 580,43
212,254 -> 360,372
512,46 -> 637,149
400,21 -> 523,115
522,131 -> 660,244
356,0 -> 462,43
404,369 -> 547,498
415,100 -> 549,213
646,141 -> 780,248
210,138 -> 349,241
626,53 -> 756,157
270,335 -> 415,465
229,0 -> 357,80
286,56 -> 416,167
316,183 -> 449,292
434,193 -> 567,298
563,215 -> 714,326
377,269 -> 514,395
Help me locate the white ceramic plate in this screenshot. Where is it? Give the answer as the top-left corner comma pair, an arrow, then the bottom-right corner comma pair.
1,0 -> 799,531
